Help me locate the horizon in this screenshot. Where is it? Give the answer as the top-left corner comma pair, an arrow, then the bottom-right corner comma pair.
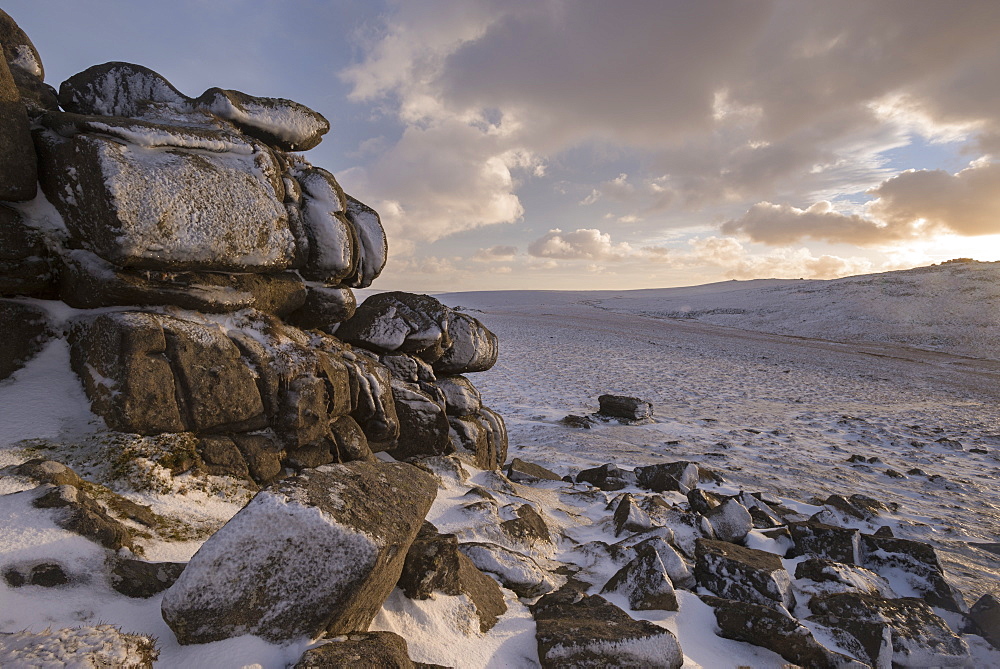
6,1 -> 1000,291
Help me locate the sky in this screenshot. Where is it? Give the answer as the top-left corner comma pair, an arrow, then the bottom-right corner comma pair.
6,0 -> 1000,291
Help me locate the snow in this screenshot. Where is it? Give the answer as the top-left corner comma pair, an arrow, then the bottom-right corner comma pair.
83,121 -> 255,155
10,44 -> 42,78
199,91 -> 328,147
2,261 -> 999,667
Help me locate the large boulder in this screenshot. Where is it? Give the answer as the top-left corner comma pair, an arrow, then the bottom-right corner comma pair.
35,122 -> 295,273
191,87 -> 329,152
694,538 -> 795,611
602,543 -> 679,611
0,42 -> 37,201
161,461 -> 436,644
530,585 -> 683,669
808,592 -> 971,667
58,62 -> 187,117
859,533 -> 967,612
0,300 -> 49,381
597,394 -> 653,422
398,522 -> 506,632
634,461 -> 699,493
449,408 -> 507,470
703,596 -> 867,668
292,165 -> 358,284
386,379 -> 452,460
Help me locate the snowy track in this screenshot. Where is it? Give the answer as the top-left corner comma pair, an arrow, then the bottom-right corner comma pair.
441,294 -> 1000,604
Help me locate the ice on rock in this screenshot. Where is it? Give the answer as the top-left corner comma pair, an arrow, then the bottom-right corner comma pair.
193,87 -> 330,151
59,62 -> 188,117
344,195 -> 388,288
295,166 -> 358,283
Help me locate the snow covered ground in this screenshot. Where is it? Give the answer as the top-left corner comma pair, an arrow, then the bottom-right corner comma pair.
2,260 -> 999,667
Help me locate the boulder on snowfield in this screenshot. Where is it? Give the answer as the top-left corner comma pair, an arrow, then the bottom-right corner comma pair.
794,558 -> 897,599
694,538 -> 795,611
530,584 -> 683,669
458,541 -> 557,598
703,596 -> 868,669
576,463 -> 636,491
398,522 -> 506,632
596,394 -> 653,422
858,533 -> 967,613
634,461 -> 698,493
293,632 -> 419,669
788,520 -> 861,564
161,461 -> 437,644
601,543 -> 679,611
808,592 -> 971,668
506,458 -> 561,484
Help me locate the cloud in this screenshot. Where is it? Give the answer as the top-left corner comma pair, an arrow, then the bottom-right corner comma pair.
474,245 -> 518,261
528,228 -> 632,260
686,237 -> 874,280
724,160 -> 1000,245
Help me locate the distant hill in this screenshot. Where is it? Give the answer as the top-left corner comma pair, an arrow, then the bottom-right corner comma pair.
440,260 -> 1000,361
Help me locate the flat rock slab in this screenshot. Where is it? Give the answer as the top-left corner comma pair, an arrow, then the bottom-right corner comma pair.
694,538 -> 795,611
531,586 -> 683,668
161,461 -> 436,644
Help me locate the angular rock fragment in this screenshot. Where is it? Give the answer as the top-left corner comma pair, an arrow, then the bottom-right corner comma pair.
788,520 -> 860,564
808,592 -> 971,667
577,463 -> 636,491
970,593 -> 1000,650
506,458 -> 561,484
33,484 -> 134,550
398,522 -> 506,632
794,558 -> 897,599
624,536 -> 693,589
0,625 -> 158,669
109,558 -> 186,599
286,284 -> 357,333
161,461 -> 436,644
437,375 -> 482,417
703,498 -> 752,543
613,494 -> 654,537
703,596 -> 867,669
0,300 -> 49,381
602,544 -> 679,611
501,504 -> 551,545
859,533 -> 966,612
694,538 -> 795,610
530,585 -> 683,669
293,632 -> 418,669
597,394 -> 653,422
634,461 -> 698,493
196,436 -> 251,480
387,378 -> 452,460
458,541 -> 557,598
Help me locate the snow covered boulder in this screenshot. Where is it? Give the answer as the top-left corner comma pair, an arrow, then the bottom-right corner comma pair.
338,292 -> 453,358
58,62 -> 187,117
449,409 -> 507,470
437,375 -> 482,417
458,541 -> 558,598
192,87 -> 329,152
859,533 -> 967,613
506,458 -> 562,484
703,498 -> 752,543
291,165 -> 358,284
703,596 -> 867,669
398,522 -> 506,632
0,205 -> 55,297
530,585 -> 683,669
794,558 -> 897,599
501,504 -> 551,545
694,538 -> 795,611
0,49 -> 37,201
161,461 -> 437,644
602,543 -> 679,611
343,195 -> 388,289
0,300 -> 50,381
613,494 -> 654,537
0,625 -> 158,669
433,310 -> 499,375
35,121 -> 295,273
808,592 -> 971,667
788,520 -> 861,564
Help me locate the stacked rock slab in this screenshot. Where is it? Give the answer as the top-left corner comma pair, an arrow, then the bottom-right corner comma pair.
0,9 -> 506,481
0,6 -> 508,655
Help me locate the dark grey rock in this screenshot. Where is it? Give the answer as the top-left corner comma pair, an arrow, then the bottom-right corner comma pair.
506,458 -> 561,483
0,54 -> 37,201
293,631 -> 417,669
694,538 -> 795,610
0,9 -> 44,80
437,376 -> 482,417
286,284 -> 357,333
398,522 -> 506,632
58,62 -> 187,117
970,593 -> 1000,650
109,558 -> 185,599
794,558 -> 897,598
161,461 -> 437,644
0,206 -> 54,297
613,494 -> 654,537
231,433 -> 285,485
602,544 -> 679,611
808,592 -> 971,667
33,484 -> 134,550
458,542 -> 556,598
530,585 -> 683,668
501,504 -> 551,545
597,394 -> 652,422
788,520 -> 860,564
387,379 -> 452,461
196,436 -> 251,480
703,498 -> 752,543
576,463 -> 636,491
0,300 -> 49,382
859,533 -> 967,612
192,87 -> 329,151
3,562 -> 70,588
433,310 -> 498,375
634,461 -> 698,493
702,596 -> 866,668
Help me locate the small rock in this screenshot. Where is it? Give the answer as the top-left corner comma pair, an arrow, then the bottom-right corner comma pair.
634,461 -> 699,493
33,484 -> 133,550
788,520 -> 860,564
576,463 -> 635,491
970,593 -> 1000,650
12,459 -> 84,488
613,494 -> 654,537
109,558 -> 186,599
501,504 -> 551,545
596,394 -> 653,422
530,585 -> 683,669
560,414 -> 594,429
